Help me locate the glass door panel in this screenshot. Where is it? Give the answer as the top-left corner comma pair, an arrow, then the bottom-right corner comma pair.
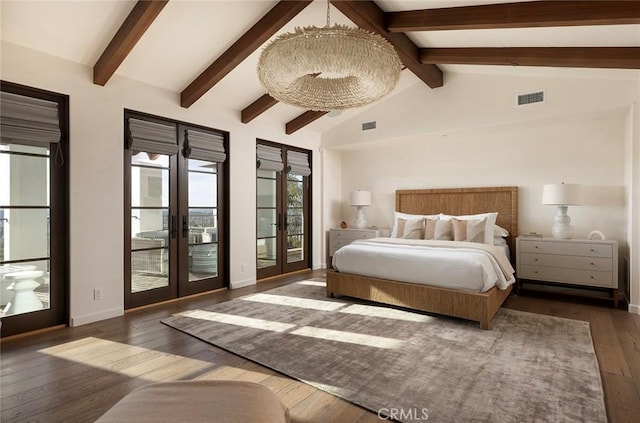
186,159 -> 218,283
0,145 -> 51,318
130,152 -> 170,294
257,169 -> 281,277
286,174 -> 305,265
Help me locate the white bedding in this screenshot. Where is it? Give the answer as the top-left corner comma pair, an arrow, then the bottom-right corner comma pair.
332,238 -> 515,293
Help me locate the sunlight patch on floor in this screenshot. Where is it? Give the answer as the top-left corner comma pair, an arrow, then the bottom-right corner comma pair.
38,337 -> 213,382
240,293 -> 343,311
296,280 -> 326,287
291,326 -> 403,349
340,303 -> 435,323
180,309 -> 296,332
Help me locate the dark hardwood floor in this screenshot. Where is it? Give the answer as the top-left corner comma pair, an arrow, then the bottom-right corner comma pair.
1,270 -> 639,422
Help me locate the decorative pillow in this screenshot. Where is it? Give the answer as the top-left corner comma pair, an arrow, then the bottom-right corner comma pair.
494,224 -> 509,238
424,217 -> 453,241
439,212 -> 498,245
452,217 -> 487,243
395,217 -> 424,239
391,212 -> 438,238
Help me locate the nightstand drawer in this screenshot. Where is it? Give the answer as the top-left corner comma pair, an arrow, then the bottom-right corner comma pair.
329,239 -> 350,253
519,265 -> 613,288
331,230 -> 378,241
519,240 -> 612,258
519,253 -> 613,272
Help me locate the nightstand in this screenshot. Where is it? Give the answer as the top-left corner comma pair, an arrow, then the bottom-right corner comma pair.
516,237 -> 619,306
328,227 -> 390,263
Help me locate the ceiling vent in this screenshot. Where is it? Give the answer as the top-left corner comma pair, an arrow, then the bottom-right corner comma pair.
517,91 -> 545,106
362,121 -> 377,131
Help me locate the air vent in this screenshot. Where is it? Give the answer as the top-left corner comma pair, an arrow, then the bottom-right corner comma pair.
517,91 -> 545,106
362,121 -> 377,131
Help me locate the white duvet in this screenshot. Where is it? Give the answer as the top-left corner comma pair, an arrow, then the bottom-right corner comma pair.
332,238 -> 515,293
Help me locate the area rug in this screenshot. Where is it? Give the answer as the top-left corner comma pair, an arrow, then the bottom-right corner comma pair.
161,280 -> 607,423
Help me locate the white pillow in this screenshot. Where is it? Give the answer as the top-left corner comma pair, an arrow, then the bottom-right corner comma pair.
493,236 -> 507,246
495,224 -> 509,238
395,217 -> 424,239
391,212 -> 438,238
439,212 -> 498,245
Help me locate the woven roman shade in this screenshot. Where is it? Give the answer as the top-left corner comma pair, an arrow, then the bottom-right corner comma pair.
287,150 -> 311,176
127,118 -> 178,155
256,144 -> 283,172
184,129 -> 226,162
0,91 -> 61,147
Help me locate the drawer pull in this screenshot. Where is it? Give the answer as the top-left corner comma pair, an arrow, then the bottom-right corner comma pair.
534,246 -> 539,249
534,258 -> 538,262
533,270 -> 538,274
590,249 -> 595,252
590,262 -> 594,266
590,276 -> 594,279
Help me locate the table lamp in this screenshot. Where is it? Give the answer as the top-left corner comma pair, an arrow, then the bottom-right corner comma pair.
349,190 -> 371,229
542,183 -> 582,239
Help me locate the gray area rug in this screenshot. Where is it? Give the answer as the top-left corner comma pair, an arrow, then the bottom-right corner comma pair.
162,280 -> 607,423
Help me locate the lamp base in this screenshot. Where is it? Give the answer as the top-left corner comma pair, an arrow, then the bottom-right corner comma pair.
551,205 -> 574,239
354,206 -> 367,229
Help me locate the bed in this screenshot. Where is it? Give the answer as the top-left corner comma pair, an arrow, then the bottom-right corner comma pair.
327,186 -> 518,329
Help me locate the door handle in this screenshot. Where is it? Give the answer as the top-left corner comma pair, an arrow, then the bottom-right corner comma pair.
182,215 -> 189,238
171,215 -> 178,239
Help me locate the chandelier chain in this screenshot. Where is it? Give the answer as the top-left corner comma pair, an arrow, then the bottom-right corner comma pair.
326,0 -> 330,27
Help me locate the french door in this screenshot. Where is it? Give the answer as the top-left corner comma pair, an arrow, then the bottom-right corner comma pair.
125,111 -> 227,309
256,141 -> 311,279
0,82 -> 68,337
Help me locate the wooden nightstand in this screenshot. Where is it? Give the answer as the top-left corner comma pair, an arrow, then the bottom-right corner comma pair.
516,237 -> 619,306
328,227 -> 390,266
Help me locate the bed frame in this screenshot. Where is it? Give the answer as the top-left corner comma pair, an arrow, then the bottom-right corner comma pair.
327,186 -> 518,329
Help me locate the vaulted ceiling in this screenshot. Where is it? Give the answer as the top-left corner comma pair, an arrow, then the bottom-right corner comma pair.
2,0 -> 639,135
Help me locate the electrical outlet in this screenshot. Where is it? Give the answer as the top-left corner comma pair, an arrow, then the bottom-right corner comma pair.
93,288 -> 103,301
240,263 -> 246,272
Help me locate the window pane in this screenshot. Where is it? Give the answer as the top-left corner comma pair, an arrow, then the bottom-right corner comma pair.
131,166 -> 168,207
287,180 -> 303,208
287,236 -> 304,264
190,244 -> 217,281
0,259 -> 50,316
189,171 -> 217,207
257,238 -> 276,269
131,248 -> 168,293
257,169 -> 276,179
0,208 -> 49,261
257,209 -> 277,238
287,209 -> 303,235
288,173 -> 303,182
0,144 -> 49,155
257,178 -> 276,208
0,152 -> 49,206
0,210 -> 6,261
131,209 -> 168,246
188,208 -> 217,245
188,159 -> 216,173
132,151 -> 169,168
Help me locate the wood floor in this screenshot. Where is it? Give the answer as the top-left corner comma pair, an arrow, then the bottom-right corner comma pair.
1,270 -> 639,423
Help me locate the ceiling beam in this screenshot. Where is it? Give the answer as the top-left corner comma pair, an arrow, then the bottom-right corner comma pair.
387,1 -> 640,32
241,94 -> 279,124
181,0 -> 313,108
93,0 -> 168,86
286,111 -> 328,135
420,47 -> 640,69
330,0 -> 443,89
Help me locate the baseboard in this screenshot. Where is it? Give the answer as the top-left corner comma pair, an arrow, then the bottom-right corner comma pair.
70,307 -> 123,327
231,278 -> 256,289
629,303 -> 640,314
314,263 -> 327,270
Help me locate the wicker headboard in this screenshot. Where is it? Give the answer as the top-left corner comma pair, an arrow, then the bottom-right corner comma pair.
395,187 -> 518,263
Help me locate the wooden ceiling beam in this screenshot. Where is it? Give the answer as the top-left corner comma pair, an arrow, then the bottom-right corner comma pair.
241,94 -> 278,124
420,47 -> 640,69
286,111 -> 328,135
93,0 -> 168,86
387,1 -> 640,32
330,0 -> 443,89
181,0 -> 313,108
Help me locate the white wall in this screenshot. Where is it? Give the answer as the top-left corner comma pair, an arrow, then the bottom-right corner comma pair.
1,41 -> 323,325
627,103 -> 640,313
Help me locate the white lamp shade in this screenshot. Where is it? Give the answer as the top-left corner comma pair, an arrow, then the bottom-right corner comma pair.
542,184 -> 582,205
349,190 -> 371,207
